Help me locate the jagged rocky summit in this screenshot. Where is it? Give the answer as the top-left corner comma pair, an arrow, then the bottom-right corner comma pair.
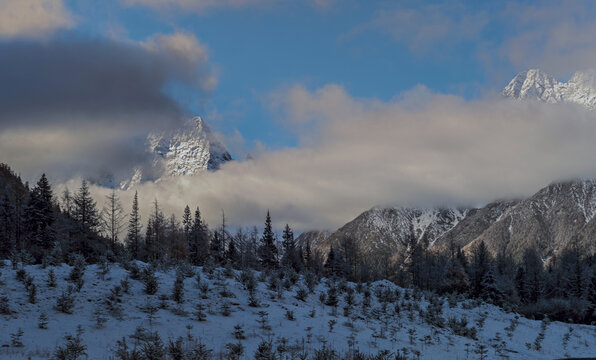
118,116 -> 231,189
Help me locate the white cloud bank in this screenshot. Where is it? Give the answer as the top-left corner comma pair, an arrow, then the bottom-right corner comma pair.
0,0 -> 74,39
84,84 -> 596,231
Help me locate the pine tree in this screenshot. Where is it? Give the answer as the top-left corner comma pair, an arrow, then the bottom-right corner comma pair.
515,266 -> 528,304
0,192 -> 15,258
480,268 -> 504,305
100,190 -> 125,253
166,214 -> 186,261
521,248 -> 543,303
145,199 -> 165,261
258,211 -> 278,269
189,207 -> 209,265
324,246 -> 343,277
304,239 -> 312,269
281,224 -> 298,271
227,236 -> 237,266
126,191 -> 141,259
470,241 -> 491,297
24,174 -> 56,260
182,205 -> 192,242
441,258 -> 470,294
72,180 -> 99,230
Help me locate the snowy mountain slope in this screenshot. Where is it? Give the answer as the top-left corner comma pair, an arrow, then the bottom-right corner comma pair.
503,69 -> 596,109
433,200 -> 520,252
119,116 -> 231,189
1,262 -> 594,359
317,207 -> 468,262
295,230 -> 332,251
465,180 -> 596,262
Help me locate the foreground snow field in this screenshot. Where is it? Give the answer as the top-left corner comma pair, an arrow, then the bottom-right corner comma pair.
0,261 -> 594,359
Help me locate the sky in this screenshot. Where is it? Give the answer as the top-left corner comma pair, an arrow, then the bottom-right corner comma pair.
3,0 -> 596,230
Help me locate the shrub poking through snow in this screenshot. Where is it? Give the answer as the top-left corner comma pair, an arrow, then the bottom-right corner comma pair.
53,325 -> 87,360
10,328 -> 24,347
56,287 -> 75,314
143,268 -> 158,295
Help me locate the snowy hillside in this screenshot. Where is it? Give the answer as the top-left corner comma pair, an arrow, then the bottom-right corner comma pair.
2,261 -> 593,359
503,69 -> 596,109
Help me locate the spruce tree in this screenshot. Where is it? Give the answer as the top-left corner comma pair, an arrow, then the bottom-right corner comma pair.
258,211 -> 278,269
0,192 -> 15,258
304,239 -> 312,269
189,207 -> 209,265
281,224 -> 298,271
126,191 -> 141,259
227,236 -> 237,266
182,205 -> 192,243
470,241 -> 491,297
480,268 -> 504,305
72,180 -> 99,230
101,190 -> 125,253
145,199 -> 165,262
24,174 -> 56,259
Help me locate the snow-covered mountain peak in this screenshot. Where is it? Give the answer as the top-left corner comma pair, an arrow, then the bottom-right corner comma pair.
502,69 -> 560,102
503,68 -> 596,110
120,116 -> 231,189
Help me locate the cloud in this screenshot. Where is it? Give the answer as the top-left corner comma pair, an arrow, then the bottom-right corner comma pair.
0,33 -> 216,181
498,1 -> 596,77
141,32 -> 217,92
82,84 -> 596,231
361,3 -> 488,54
0,0 -> 75,39
121,0 -> 337,13
121,0 -> 275,12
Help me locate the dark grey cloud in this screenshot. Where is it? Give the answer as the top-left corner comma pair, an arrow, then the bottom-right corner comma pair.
0,35 -> 215,181
0,39 -> 183,130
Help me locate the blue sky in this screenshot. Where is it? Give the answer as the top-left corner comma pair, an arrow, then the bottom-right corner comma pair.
60,0 -> 516,153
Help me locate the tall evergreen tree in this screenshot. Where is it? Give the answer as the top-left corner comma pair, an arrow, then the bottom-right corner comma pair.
258,211 -> 278,269
24,174 -> 56,259
324,246 -> 343,277
70,180 -> 101,258
126,191 -> 141,259
145,199 -> 165,261
182,205 -> 192,241
480,268 -> 504,305
227,235 -> 237,266
441,258 -> 470,294
470,241 -> 491,297
304,239 -> 312,269
281,224 -> 299,271
0,191 -> 15,258
189,207 -> 209,265
101,190 -> 126,253
72,180 -> 99,230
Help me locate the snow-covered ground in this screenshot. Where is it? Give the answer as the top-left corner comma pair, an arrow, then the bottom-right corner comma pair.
0,261 -> 594,359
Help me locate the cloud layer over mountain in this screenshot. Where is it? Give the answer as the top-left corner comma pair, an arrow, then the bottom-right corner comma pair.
84,84 -> 596,230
